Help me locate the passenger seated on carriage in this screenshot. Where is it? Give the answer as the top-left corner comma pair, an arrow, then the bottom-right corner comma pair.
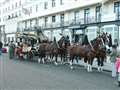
14,46 -> 19,58
15,45 -> 23,59
22,43 -> 28,54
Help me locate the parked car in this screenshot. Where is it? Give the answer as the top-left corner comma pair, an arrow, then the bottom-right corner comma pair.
2,48 -> 7,53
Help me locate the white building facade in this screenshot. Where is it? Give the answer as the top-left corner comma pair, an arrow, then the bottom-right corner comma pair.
0,0 -> 120,44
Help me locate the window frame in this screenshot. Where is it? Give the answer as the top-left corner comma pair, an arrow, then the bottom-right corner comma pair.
52,15 -> 56,23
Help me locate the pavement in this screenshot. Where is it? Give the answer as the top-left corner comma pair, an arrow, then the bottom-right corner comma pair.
0,53 -> 119,90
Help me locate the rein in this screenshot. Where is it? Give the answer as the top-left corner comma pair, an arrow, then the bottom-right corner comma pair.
89,41 -> 95,51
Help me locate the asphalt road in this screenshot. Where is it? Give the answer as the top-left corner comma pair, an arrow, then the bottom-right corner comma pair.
0,54 -> 119,90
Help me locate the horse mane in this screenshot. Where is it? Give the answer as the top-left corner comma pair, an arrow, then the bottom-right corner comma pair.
58,36 -> 65,47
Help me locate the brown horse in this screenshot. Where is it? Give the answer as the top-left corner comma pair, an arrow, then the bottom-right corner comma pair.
48,36 -> 70,65
37,36 -> 67,65
37,42 -> 48,63
95,33 -> 113,72
68,36 -> 103,72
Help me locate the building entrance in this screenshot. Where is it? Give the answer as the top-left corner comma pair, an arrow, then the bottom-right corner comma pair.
72,29 -> 84,43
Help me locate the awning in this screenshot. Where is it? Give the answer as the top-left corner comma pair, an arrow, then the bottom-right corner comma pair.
69,25 -> 87,30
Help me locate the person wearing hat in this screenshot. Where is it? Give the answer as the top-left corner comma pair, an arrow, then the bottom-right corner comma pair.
82,34 -> 89,46
110,45 -> 117,78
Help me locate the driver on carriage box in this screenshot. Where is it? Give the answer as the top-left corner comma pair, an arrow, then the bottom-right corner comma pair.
64,35 -> 70,47
53,37 -> 59,48
82,34 -> 89,46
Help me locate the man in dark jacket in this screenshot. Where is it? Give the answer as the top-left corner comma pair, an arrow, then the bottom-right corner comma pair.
64,35 -> 70,47
82,34 -> 89,46
0,41 -> 3,55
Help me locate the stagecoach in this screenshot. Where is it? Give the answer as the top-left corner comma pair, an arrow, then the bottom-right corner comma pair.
15,29 -> 48,60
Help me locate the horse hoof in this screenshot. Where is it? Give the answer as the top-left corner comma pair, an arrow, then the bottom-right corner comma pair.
98,70 -> 101,72
69,62 -> 73,66
87,70 -> 90,72
54,62 -> 58,66
70,66 -> 73,70
61,62 -> 63,64
42,60 -> 45,64
100,67 -> 103,72
89,70 -> 92,72
84,66 -> 87,69
38,59 -> 40,63
61,62 -> 65,65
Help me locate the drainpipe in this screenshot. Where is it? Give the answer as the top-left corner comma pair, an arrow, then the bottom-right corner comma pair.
116,24 -> 120,46
0,28 -> 1,41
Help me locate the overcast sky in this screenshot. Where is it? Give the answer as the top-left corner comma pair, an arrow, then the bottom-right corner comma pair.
0,0 -> 5,3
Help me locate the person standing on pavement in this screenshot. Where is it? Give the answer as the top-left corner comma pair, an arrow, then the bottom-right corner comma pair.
115,55 -> 120,87
9,41 -> 15,59
110,45 -> 117,78
0,41 -> 3,55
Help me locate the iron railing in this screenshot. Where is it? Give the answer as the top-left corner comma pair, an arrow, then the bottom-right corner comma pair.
21,16 -> 102,31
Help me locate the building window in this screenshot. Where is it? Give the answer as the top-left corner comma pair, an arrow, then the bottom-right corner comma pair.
12,4 -> 14,9
60,14 -> 64,25
52,0 -> 56,7
5,8 -> 7,12
16,2 -> 17,7
25,21 -> 27,28
96,6 -> 101,22
84,8 -> 90,24
8,6 -> 10,10
19,11 -> 21,16
52,15 -> 56,22
12,13 -> 14,18
35,19 -> 38,25
8,37 -> 10,43
19,0 -> 21,6
74,11 -> 80,23
29,7 -> 32,14
36,5 -> 38,12
15,12 -> 18,17
60,0 -> 63,5
12,37 -> 14,42
44,2 -> 48,9
3,8 -> 4,13
45,17 -> 48,26
114,1 -> 120,19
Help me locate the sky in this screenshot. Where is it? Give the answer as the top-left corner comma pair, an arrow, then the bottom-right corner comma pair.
0,0 -> 5,3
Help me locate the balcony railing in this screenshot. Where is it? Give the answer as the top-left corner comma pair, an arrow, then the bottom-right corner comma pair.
20,16 -> 103,30
115,13 -> 120,20
84,16 -> 96,24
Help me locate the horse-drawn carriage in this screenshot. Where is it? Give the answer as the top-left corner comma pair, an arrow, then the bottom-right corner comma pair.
15,29 -> 48,60
14,31 -> 113,72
